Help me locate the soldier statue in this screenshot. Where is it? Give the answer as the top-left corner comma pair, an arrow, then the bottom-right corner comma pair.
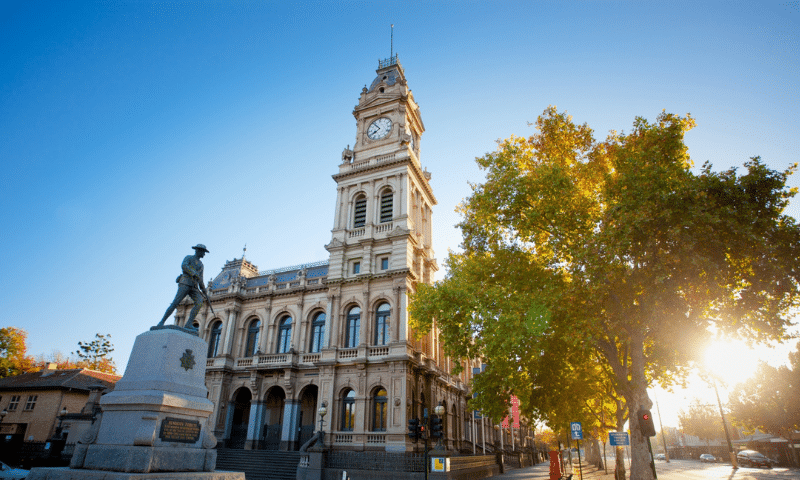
157,244 -> 210,328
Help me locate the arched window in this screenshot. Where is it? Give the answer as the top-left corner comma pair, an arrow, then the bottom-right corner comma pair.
245,319 -> 260,357
277,316 -> 292,353
341,389 -> 356,431
374,303 -> 390,346
379,190 -> 393,223
309,312 -> 325,353
207,321 -> 222,358
372,387 -> 388,431
353,194 -> 367,228
345,307 -> 360,348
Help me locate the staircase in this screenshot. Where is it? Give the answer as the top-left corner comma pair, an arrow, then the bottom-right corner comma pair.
216,449 -> 303,480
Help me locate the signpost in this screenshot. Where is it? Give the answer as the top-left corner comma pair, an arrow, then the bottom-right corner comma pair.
609,432 -> 629,446
570,422 -> 583,480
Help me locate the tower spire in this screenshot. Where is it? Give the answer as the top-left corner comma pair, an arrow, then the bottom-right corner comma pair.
390,24 -> 394,59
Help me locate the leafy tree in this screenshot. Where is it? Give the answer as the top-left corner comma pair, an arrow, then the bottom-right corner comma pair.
73,333 -> 116,374
0,327 -> 33,378
410,107 -> 800,479
678,403 -> 723,447
728,342 -> 800,465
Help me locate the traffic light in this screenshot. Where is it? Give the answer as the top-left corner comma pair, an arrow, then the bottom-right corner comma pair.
431,416 -> 443,439
638,408 -> 656,437
408,418 -> 420,441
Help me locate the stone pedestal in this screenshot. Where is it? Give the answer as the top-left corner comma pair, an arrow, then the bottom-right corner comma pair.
28,327 -> 244,480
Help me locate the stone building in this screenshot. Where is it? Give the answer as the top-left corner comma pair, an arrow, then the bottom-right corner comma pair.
173,57 -> 481,453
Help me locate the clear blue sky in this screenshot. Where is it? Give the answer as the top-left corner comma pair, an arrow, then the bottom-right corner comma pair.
1,1 -> 798,416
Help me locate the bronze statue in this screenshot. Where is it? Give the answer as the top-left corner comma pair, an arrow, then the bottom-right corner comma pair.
157,244 -> 210,328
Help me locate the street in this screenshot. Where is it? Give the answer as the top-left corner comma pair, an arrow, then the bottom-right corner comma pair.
491,459 -> 800,479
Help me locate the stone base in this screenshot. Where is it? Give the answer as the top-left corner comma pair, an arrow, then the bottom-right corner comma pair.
71,443 -> 215,473
26,467 -> 244,480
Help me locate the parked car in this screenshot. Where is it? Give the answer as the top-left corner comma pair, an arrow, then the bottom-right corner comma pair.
737,450 -> 772,468
654,454 -> 666,460
0,460 -> 29,480
699,453 -> 716,463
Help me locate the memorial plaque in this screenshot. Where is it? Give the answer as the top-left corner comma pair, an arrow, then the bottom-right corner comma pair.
159,417 -> 202,443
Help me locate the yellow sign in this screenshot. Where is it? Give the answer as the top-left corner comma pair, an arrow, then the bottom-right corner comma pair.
431,457 -> 448,472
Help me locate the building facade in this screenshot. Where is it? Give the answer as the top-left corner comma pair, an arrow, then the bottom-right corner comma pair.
173,57 -> 481,453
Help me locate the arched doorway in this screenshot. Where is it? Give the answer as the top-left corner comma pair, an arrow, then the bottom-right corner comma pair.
262,387 -> 285,450
297,385 -> 318,449
228,387 -> 252,449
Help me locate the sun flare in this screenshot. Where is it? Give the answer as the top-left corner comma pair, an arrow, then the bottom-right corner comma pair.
704,340 -> 759,386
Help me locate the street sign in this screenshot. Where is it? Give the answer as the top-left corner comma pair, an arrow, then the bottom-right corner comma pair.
609,432 -> 629,446
570,422 -> 583,440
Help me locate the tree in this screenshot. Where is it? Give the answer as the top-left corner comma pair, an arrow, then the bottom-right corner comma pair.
678,403 -> 723,447
0,327 -> 33,378
728,342 -> 800,466
73,333 -> 116,374
410,107 -> 800,479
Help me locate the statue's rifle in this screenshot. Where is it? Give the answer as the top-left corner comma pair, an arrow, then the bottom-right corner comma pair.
201,288 -> 216,317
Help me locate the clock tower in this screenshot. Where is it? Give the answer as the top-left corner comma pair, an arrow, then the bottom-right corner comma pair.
326,56 -> 437,292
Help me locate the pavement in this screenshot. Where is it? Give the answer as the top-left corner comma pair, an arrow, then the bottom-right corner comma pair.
493,462 -> 616,479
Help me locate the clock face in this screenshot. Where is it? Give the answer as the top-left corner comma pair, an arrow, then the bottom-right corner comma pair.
367,117 -> 392,140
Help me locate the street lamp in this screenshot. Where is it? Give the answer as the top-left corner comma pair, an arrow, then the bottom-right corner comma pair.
712,379 -> 738,469
317,401 -> 328,448
434,402 -> 445,450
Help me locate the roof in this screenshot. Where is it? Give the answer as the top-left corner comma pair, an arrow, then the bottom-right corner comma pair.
0,368 -> 120,392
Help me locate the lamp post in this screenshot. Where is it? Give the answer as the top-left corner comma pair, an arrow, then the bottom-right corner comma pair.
654,393 -> 670,462
317,402 -> 327,448
712,379 -> 738,469
434,403 -> 445,450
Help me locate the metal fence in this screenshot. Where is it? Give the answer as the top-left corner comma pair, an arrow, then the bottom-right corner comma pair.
325,451 -> 425,472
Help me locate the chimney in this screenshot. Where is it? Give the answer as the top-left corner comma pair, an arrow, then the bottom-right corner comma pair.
41,362 -> 58,376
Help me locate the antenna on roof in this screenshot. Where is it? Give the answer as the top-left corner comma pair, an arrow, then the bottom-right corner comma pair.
242,244 -> 247,260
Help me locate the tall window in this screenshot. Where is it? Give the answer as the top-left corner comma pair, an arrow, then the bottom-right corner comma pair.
207,321 -> 222,358
345,307 -> 360,348
24,395 -> 37,411
374,303 -> 390,345
277,316 -> 292,353
245,319 -> 261,356
310,312 -> 325,353
380,190 -> 393,223
372,387 -> 388,431
8,395 -> 20,411
353,194 -> 367,228
341,389 -> 356,431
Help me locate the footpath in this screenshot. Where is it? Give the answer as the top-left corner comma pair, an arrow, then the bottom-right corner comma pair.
492,461 -> 617,480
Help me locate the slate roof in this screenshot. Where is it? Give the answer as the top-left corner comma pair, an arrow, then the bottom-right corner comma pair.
0,368 -> 120,392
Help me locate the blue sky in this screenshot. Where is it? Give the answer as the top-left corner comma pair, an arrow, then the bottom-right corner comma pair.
1,1 -> 798,424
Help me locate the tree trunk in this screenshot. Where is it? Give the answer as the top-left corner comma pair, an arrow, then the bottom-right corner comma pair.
624,333 -> 655,480
585,437 -> 603,468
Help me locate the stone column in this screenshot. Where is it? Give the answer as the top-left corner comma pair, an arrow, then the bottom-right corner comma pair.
222,307 -> 239,356
280,399 -> 300,451
246,401 -> 266,450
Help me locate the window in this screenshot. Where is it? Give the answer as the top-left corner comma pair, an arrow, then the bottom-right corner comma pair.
372,388 -> 388,431
207,321 -> 222,357
277,316 -> 293,353
24,395 -> 37,411
245,319 -> 261,357
380,257 -> 389,270
345,307 -> 360,348
310,312 -> 326,353
341,389 -> 356,431
8,395 -> 20,411
375,303 -> 390,346
353,195 -> 367,228
380,190 -> 393,223
352,261 -> 360,274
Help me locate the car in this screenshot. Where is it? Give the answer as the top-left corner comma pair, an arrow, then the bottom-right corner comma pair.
654,454 -> 666,460
737,450 -> 772,468
0,460 -> 29,480
700,453 -> 716,463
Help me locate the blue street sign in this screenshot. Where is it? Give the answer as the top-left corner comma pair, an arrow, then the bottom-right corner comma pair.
571,422 -> 583,440
609,432 -> 629,446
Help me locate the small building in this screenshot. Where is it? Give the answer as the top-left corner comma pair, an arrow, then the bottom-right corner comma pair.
0,363 -> 120,445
